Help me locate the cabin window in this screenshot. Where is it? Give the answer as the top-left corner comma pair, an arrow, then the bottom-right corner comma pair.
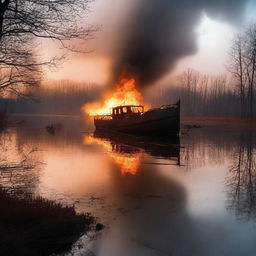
131,107 -> 142,113
113,106 -> 143,115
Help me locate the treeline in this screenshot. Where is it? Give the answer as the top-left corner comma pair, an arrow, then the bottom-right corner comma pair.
178,70 -> 239,116
0,80 -> 102,115
148,69 -> 251,117
2,72 -> 255,118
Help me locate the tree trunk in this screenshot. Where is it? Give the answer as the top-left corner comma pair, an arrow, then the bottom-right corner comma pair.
0,0 -> 10,39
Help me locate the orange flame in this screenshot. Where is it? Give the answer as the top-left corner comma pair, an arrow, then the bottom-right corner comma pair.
84,134 -> 141,175
82,77 -> 149,116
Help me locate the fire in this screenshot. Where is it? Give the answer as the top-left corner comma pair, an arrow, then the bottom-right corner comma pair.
84,134 -> 141,175
83,77 -> 148,116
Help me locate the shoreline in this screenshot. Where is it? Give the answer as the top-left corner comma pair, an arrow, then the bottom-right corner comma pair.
182,116 -> 256,128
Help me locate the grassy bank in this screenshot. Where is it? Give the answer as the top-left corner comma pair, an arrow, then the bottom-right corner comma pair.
0,188 -> 95,256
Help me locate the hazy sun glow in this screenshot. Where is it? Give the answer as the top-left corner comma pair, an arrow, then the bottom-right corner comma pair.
45,57 -> 111,85
170,14 -> 236,78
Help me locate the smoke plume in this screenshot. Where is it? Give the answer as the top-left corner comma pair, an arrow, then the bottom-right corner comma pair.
112,0 -> 248,87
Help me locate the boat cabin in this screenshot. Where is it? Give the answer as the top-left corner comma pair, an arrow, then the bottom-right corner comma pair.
112,105 -> 144,117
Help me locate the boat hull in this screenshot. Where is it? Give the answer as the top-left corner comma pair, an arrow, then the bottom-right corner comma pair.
94,103 -> 180,136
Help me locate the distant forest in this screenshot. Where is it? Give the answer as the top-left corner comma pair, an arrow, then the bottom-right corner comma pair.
149,70 -> 253,118
0,80 -> 101,116
0,71 -> 254,118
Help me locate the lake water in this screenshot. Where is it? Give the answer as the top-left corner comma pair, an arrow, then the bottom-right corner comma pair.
1,115 -> 256,256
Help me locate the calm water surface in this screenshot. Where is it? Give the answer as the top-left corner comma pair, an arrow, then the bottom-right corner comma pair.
2,115 -> 256,256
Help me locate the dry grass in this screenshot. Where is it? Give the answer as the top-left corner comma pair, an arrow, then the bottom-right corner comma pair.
0,188 -> 95,256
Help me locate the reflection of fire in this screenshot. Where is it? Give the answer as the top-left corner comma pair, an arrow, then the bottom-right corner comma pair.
84,134 -> 141,175
112,155 -> 140,175
82,77 -> 149,116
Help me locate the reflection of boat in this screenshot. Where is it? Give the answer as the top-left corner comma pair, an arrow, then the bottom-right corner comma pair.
94,101 -> 180,135
0,109 -> 8,131
93,131 -> 180,164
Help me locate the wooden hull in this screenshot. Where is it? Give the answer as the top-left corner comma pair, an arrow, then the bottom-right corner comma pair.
94,103 -> 180,136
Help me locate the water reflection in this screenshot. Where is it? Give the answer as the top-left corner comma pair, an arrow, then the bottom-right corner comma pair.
84,131 -> 180,175
80,132 -> 196,256
84,133 -> 142,175
227,132 -> 256,220
92,165 -> 191,256
0,131 -> 41,195
1,116 -> 256,255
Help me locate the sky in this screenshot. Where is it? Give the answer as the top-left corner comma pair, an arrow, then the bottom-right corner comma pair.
44,0 -> 256,88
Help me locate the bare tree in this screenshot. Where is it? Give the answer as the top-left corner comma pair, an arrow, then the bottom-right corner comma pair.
228,24 -> 256,119
228,34 -> 247,117
179,69 -> 200,114
199,75 -> 209,114
245,25 -> 256,119
227,133 -> 256,220
0,0 -> 95,96
178,69 -> 231,116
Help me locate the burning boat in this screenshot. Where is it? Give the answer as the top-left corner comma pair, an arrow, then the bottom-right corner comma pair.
83,77 -> 180,135
93,100 -> 180,135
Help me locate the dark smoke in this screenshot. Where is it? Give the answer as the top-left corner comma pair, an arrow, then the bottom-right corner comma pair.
112,0 -> 248,87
